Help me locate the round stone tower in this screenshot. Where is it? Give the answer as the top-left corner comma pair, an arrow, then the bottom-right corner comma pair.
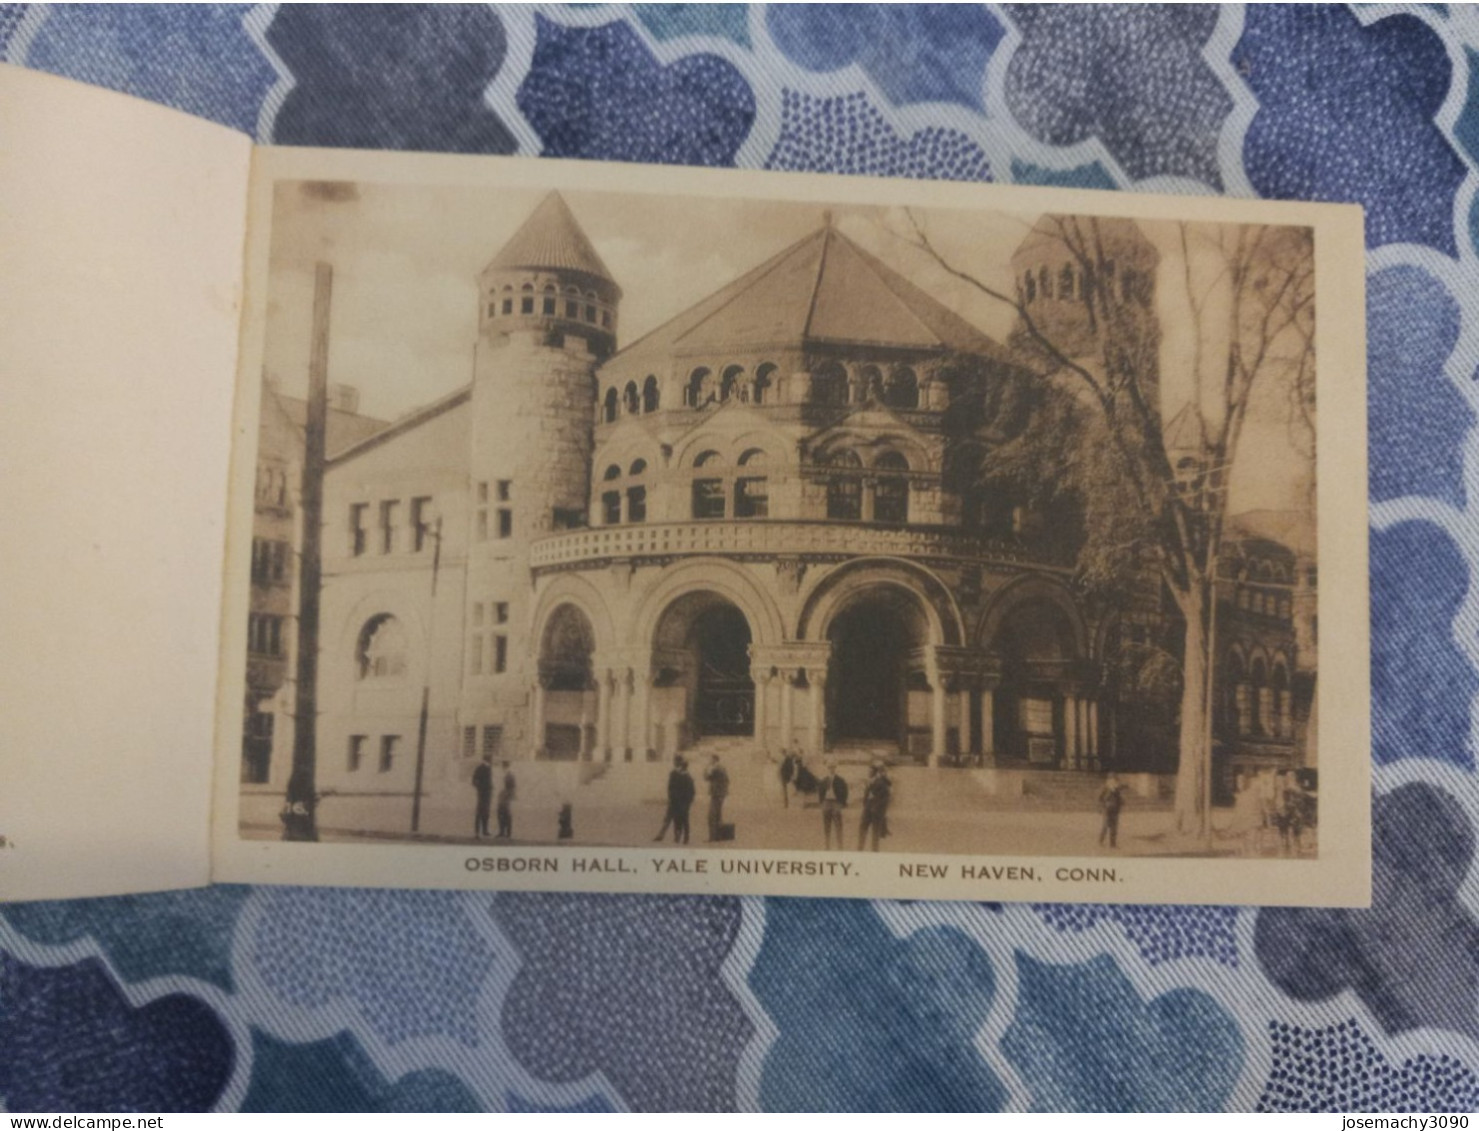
462,192 -> 621,755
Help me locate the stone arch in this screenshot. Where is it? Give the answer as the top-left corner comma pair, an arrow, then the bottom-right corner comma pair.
631,558 -> 786,651
336,590 -> 428,684
976,574 -> 1089,660
531,573 -> 617,659
797,558 -> 964,647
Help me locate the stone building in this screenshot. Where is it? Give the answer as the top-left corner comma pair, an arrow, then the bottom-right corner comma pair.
242,379 -> 384,788
301,194 -> 1316,822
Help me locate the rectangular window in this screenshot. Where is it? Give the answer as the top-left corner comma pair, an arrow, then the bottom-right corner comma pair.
499,298 -> 511,315
584,304 -> 597,323
494,635 -> 508,674
350,503 -> 368,557
734,478 -> 768,519
477,482 -> 489,503
462,726 -> 476,758
601,311 -> 612,328
497,508 -> 513,539
248,614 -> 284,656
379,500 -> 399,554
470,634 -> 483,675
272,540 -> 289,583
566,299 -> 580,318
379,735 -> 399,773
348,735 -> 366,772
411,496 -> 433,552
482,725 -> 502,756
692,478 -> 726,520
552,507 -> 585,530
494,601 -> 509,625
543,295 -> 556,316
496,480 -> 511,502
626,486 -> 647,523
521,295 -> 534,315
601,490 -> 622,526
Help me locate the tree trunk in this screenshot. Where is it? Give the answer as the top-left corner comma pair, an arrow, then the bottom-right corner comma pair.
1173,576 -> 1212,835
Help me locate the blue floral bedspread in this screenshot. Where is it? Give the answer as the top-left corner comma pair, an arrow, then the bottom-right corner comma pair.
4,4 -> 1479,1113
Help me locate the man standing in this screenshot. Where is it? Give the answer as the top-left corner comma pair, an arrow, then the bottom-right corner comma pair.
779,747 -> 799,808
654,755 -> 695,844
496,760 -> 516,839
705,754 -> 730,842
816,759 -> 849,849
858,760 -> 891,852
471,754 -> 493,839
1098,774 -> 1126,849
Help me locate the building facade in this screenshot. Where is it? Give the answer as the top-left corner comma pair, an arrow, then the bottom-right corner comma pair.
303,195 -> 1316,812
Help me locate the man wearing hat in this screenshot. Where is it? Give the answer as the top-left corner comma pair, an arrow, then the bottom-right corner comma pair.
653,755 -> 695,844
815,759 -> 849,849
858,759 -> 892,852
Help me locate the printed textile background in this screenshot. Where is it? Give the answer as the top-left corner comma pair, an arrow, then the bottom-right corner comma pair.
4,3 -> 1479,1113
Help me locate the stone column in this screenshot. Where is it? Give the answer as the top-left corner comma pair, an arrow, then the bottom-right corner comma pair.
531,680 -> 547,758
579,697 -> 593,761
638,671 -> 655,761
979,686 -> 995,765
1066,694 -> 1081,770
596,670 -> 613,761
808,667 -> 827,757
752,668 -> 771,753
930,674 -> 947,768
614,668 -> 633,761
779,668 -> 795,750
1087,699 -> 1100,770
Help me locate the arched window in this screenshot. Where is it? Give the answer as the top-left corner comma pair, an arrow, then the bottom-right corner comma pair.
603,464 -> 622,481
1060,263 -> 1075,299
873,451 -> 910,525
584,291 -> 598,323
542,284 -> 556,316
735,449 -> 768,519
623,381 -> 639,415
1250,657 -> 1270,736
883,367 -> 919,410
1224,650 -> 1248,735
686,367 -> 712,408
564,286 -> 580,319
812,362 -> 848,407
825,449 -> 863,521
642,375 -> 660,413
691,449 -> 725,519
357,615 -> 407,680
1271,662 -> 1291,739
859,365 -> 883,401
600,464 -> 622,525
629,459 -> 647,477
720,365 -> 744,403
1038,265 -> 1052,300
753,363 -> 776,405
520,283 -> 534,315
602,387 -> 618,424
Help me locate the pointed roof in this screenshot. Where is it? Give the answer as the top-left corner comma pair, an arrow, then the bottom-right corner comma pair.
609,224 -> 1012,369
484,192 -> 617,289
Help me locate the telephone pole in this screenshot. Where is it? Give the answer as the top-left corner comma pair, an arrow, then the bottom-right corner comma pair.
283,262 -> 332,841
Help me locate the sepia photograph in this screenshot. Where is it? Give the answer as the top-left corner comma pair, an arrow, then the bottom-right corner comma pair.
217,152 -> 1365,904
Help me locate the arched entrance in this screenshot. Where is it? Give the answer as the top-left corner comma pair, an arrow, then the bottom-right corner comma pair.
538,604 -> 596,759
824,587 -> 931,754
989,598 -> 1080,765
653,593 -> 755,743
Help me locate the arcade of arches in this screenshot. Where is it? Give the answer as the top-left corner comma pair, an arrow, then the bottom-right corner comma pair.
529,582 -> 1104,770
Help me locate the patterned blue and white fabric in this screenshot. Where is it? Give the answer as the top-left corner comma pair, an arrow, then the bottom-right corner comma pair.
5,3 -> 1479,1112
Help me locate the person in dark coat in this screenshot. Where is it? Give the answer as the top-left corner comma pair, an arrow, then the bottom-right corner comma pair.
495,761 -> 516,839
815,759 -> 849,849
705,755 -> 730,842
779,748 -> 799,808
857,760 -> 891,852
1098,774 -> 1126,848
471,755 -> 493,839
654,756 -> 695,844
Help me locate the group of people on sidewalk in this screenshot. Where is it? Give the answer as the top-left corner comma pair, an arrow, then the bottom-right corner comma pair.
779,747 -> 894,851
471,755 -> 516,839
653,754 -> 732,844
1228,766 -> 1316,856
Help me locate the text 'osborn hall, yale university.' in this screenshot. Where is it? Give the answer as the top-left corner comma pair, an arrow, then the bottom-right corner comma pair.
242,192 -> 1315,831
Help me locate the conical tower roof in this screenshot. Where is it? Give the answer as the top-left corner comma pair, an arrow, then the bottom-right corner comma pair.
484,192 -> 618,291
610,222 -> 1011,369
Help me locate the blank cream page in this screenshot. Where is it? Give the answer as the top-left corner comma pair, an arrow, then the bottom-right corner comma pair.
0,64 -> 252,899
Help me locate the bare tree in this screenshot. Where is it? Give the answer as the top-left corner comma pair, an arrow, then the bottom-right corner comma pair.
907,211 -> 1316,835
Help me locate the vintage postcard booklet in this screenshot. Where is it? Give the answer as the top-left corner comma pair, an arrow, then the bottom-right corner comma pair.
0,65 -> 1370,907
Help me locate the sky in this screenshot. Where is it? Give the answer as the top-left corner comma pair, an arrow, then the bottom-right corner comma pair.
261,179 -> 1315,516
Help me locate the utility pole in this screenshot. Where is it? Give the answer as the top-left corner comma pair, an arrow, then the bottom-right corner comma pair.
411,515 -> 443,833
283,262 -> 332,842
